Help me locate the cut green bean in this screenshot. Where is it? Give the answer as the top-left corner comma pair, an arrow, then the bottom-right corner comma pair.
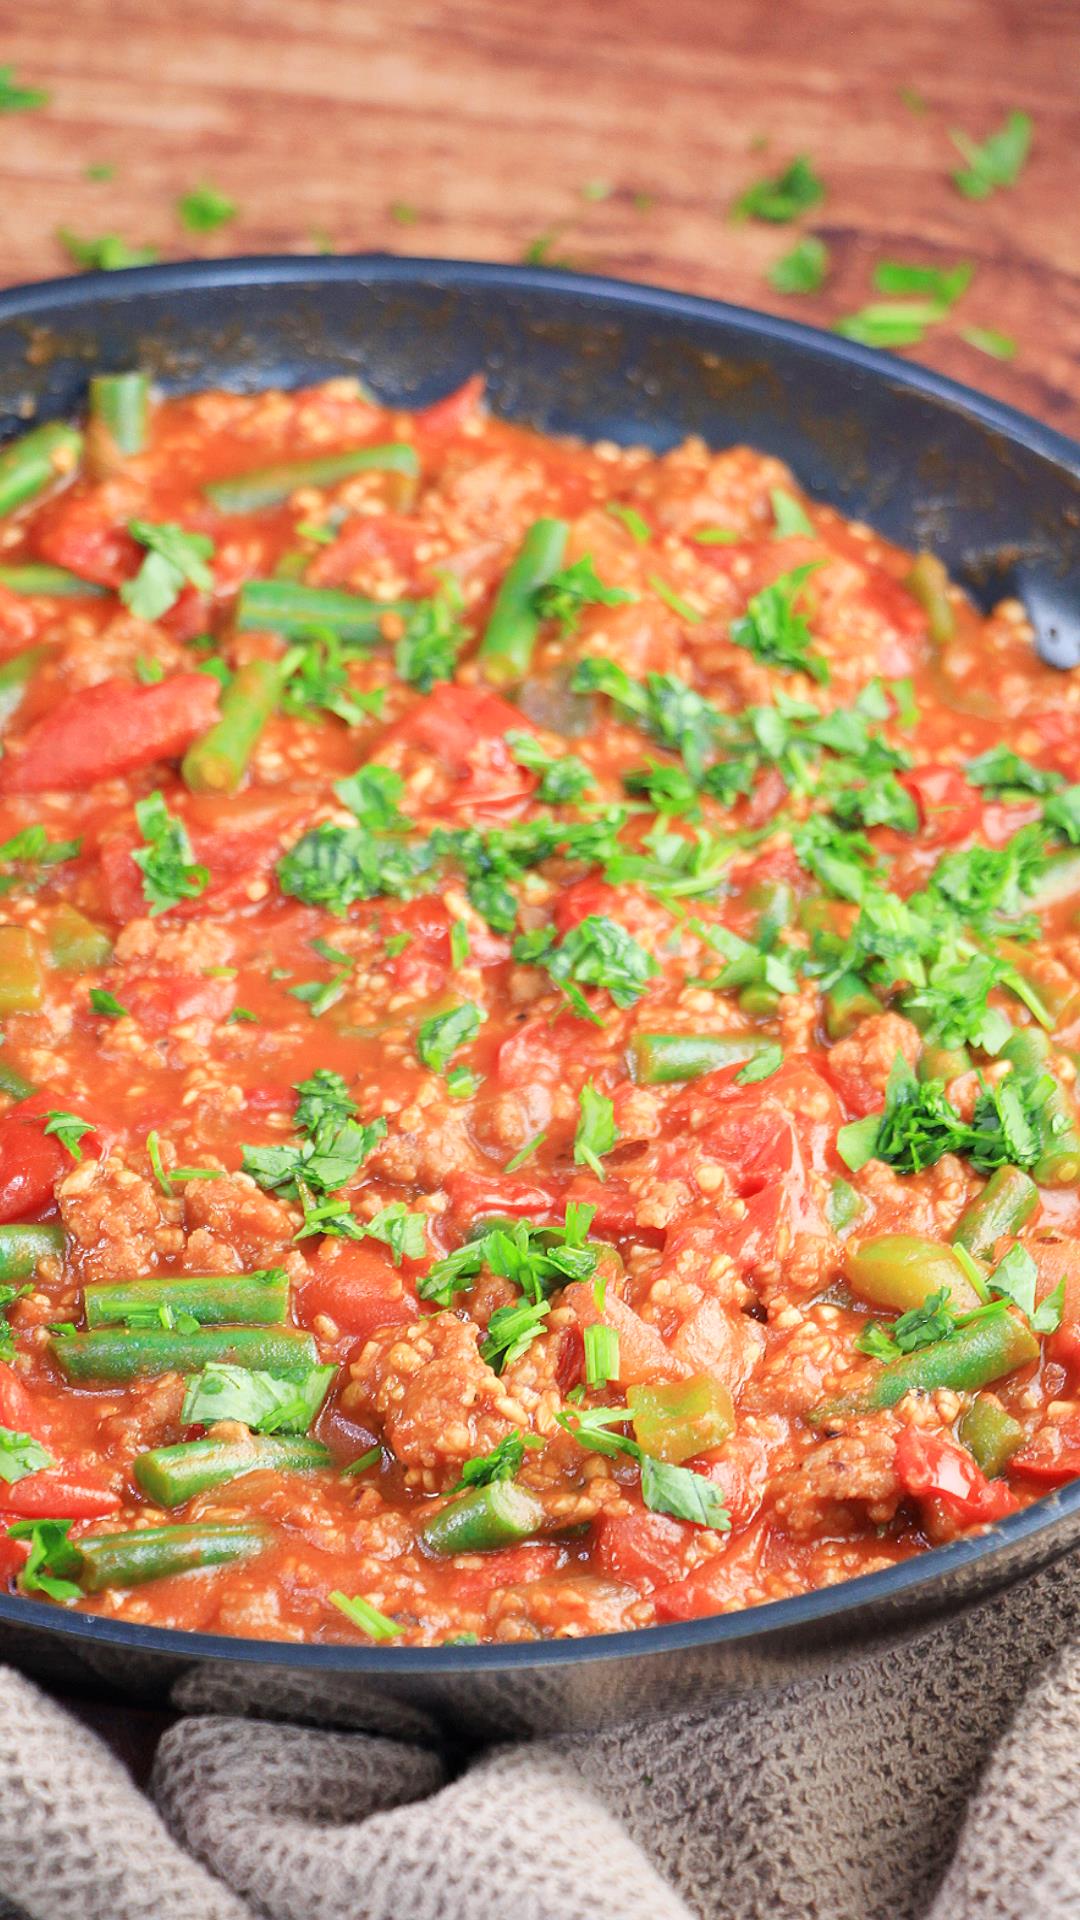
999,1027 -> 1049,1075
904,552 -> 954,644
844,1233 -> 981,1316
134,1434 -> 330,1507
958,1392 -> 1024,1479
0,645 -> 48,732
182,656 -> 294,794
630,1031 -> 776,1085
1032,1088 -> 1080,1187
477,518 -> 569,686
0,926 -> 44,1014
75,1521 -> 272,1592
49,1324 -> 318,1383
420,1481 -> 546,1555
0,1054 -> 35,1102
46,903 -> 113,973
750,879 -> 794,947
0,565 -> 105,598
0,423 -> 82,518
917,1041 -> 971,1083
824,973 -> 881,1041
235,577 -> 414,642
88,372 -> 149,458
0,1222 -> 65,1281
951,1167 -> 1039,1260
737,982 -> 780,1017
83,1269 -> 290,1329
206,444 -> 419,514
812,1309 -> 1039,1426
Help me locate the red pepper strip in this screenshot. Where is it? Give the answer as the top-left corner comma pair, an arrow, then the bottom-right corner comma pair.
0,672 -> 219,792
894,1427 -> 1021,1524
0,1470 -> 121,1518
1011,1415 -> 1080,1487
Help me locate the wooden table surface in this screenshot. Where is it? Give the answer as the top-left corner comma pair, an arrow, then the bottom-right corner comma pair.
0,0 -> 1077,432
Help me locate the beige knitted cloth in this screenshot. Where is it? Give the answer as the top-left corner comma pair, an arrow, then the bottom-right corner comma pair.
0,1554 -> 1076,1920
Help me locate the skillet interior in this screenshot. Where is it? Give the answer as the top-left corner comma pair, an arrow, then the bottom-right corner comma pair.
0,255 -> 1077,1734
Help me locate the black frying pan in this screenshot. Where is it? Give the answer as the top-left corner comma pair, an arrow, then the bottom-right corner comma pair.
0,256 -> 1077,1737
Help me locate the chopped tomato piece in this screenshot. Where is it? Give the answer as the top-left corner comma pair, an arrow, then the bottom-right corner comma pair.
444,1171 -> 561,1227
898,765 -> 983,847
553,876 -> 624,936
1011,1415 -> 1080,1487
594,1509 -> 691,1588
0,585 -> 37,652
1,673 -> 219,792
300,1242 -> 419,1344
443,1541 -> 561,1600
414,374 -> 486,437
0,1113 -> 67,1222
32,489 -> 141,586
0,1364 -> 46,1438
894,1427 -> 1021,1524
307,513 -> 424,589
0,1469 -> 121,1518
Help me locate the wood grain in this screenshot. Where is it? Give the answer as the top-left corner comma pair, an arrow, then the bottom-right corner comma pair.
0,0 -> 1077,430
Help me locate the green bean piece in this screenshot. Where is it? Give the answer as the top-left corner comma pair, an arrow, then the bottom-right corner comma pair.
798,895 -> 845,939
737,982 -> 780,1017
0,1054 -> 35,1102
133,1434 -> 330,1507
904,552 -> 954,644
49,1324 -> 318,1383
844,1233 -> 981,1316
999,1027 -> 1050,1075
75,1521 -> 272,1592
182,656 -> 292,794
235,577 -> 413,642
1032,1087 -> 1080,1188
205,443 -> 418,514
477,518 -> 569,687
0,1222 -> 65,1281
0,565 -> 105,598
824,972 -> 881,1041
420,1481 -> 546,1555
917,1041 -> 972,1083
0,645 -> 48,733
83,1269 -> 290,1329
0,926 -> 44,1015
951,1167 -> 1039,1260
812,1309 -> 1040,1426
627,1375 -> 734,1464
958,1392 -> 1025,1479
45,904 -> 113,973
0,423 -> 83,518
88,372 -> 149,458
630,1031 -> 776,1085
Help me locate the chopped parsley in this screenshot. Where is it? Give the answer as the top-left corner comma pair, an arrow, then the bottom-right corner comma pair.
57,229 -> 159,273
771,489 -> 816,539
359,1202 -> 428,1266
177,182 -> 238,233
395,579 -> 466,691
0,823 -> 81,896
121,521 -> 214,621
605,502 -> 651,544
735,1043 -> 784,1085
451,1429 -> 543,1491
960,327 -> 1017,362
181,1361 -> 333,1433
872,260 -> 973,306
648,574 -> 702,625
0,67 -> 48,113
856,1284 -> 960,1361
834,302 -> 945,350
419,1202 -> 600,1309
42,1110 -> 93,1162
480,1296 -> 551,1371
556,1406 -> 730,1528
573,1082 -> 618,1178
504,1130 -> 546,1172
768,236 -> 829,295
0,1426 -> 52,1485
328,1589 -> 402,1639
512,914 -> 659,1022
505,731 -> 594,804
0,1284 -> 29,1363
732,155 -> 824,223
583,1322 -> 620,1388
729,564 -> 827,682
416,1001 -> 483,1074
7,1518 -> 82,1600
534,554 -> 635,633
132,790 -> 208,916
949,109 -> 1032,200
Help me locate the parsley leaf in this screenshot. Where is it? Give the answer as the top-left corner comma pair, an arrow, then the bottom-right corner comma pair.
574,1082 -> 619,1177
640,1454 -> 731,1529
505,731 -> 594,804
395,579 -> 466,691
416,1001 -> 483,1074
328,1590 -> 402,1639
733,155 -> 824,223
57,229 -> 159,273
0,1426 -> 52,1484
360,1203 -> 428,1266
855,1284 -> 959,1361
534,554 -> 635,633
965,747 -> 1060,797
834,302 -> 945,349
293,1069 -> 357,1137
512,914 -> 658,1021
181,1361 -> 334,1433
768,235 -> 829,294
0,67 -> 48,113
277,822 -> 435,916
132,790 -> 208,916
480,1296 -> 551,1371
177,182 -> 238,233
960,327 -> 1017,362
451,1429 -> 543,1491
735,1042 -> 784,1085
7,1518 -> 82,1600
729,564 -> 827,682
121,521 -> 214,621
333,765 -> 408,833
42,1110 -> 93,1162
872,260 -> 974,306
950,110 -> 1032,200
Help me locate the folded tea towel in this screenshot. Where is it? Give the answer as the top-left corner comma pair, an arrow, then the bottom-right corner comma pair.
0,1548 -> 1075,1920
